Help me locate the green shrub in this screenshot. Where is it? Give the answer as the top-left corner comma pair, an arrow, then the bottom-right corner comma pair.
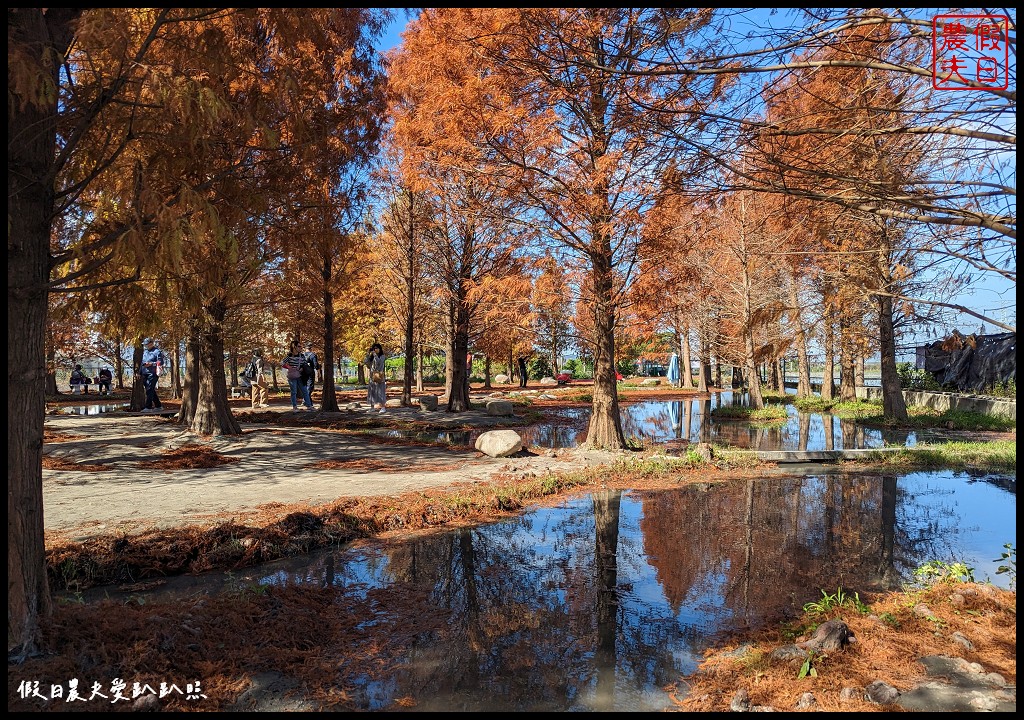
561,358 -> 591,379
802,587 -> 870,617
986,379 -> 1016,398
896,362 -> 944,391
913,559 -> 975,586
994,542 -> 1015,589
528,356 -> 553,380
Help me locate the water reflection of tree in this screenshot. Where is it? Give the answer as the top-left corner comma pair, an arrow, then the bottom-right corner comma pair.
535,398 -> 897,451
377,517 -> 587,710
366,491 -> 688,711
640,473 -> 971,628
592,490 -> 619,708
317,471 -> 978,709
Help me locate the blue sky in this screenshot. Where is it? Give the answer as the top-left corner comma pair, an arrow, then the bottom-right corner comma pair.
377,9 -> 412,52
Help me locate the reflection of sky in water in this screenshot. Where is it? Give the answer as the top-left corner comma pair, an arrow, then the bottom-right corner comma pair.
55,403 -> 130,416
113,468 -> 1009,712
377,393 -> 946,451
620,397 -> 903,451
618,391 -> 944,451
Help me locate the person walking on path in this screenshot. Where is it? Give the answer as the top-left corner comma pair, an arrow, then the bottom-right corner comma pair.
282,340 -> 309,411
301,341 -> 320,411
140,338 -> 166,412
97,367 -> 113,395
246,349 -> 269,409
364,343 -> 387,413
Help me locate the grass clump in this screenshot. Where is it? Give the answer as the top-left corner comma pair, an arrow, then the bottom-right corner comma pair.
793,396 -> 835,413
711,404 -> 788,423
829,399 -> 884,419
859,439 -> 1015,471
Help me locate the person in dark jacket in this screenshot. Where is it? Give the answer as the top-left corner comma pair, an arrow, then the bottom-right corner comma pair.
140,338 -> 166,411
70,364 -> 90,394
97,367 -> 113,395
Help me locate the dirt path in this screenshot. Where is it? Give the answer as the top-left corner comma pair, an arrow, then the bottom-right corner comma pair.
42,405 -> 612,538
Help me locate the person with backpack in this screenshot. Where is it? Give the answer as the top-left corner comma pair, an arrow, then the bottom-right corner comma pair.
282,340 -> 312,411
244,349 -> 268,409
301,341 -> 320,410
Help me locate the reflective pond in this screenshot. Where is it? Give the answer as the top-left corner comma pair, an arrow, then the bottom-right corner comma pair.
51,403 -> 130,416
379,391 -> 937,452
94,469 -> 1015,712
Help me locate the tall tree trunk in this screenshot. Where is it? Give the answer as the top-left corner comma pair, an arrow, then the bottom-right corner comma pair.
697,332 -> 711,393
483,356 -> 492,389
115,336 -> 125,389
743,335 -> 764,409
584,253 -> 626,449
771,358 -> 784,391
788,280 -> 813,398
189,301 -> 240,435
447,294 -> 471,412
178,328 -> 201,425
8,7 -> 81,655
228,349 -> 239,388
678,319 -> 693,389
416,342 -> 424,392
713,354 -> 722,388
821,321 -> 836,402
740,256 -> 763,408
839,317 -> 857,401
401,283 -> 415,406
877,294 -> 908,420
444,305 -> 454,400
171,340 -> 182,400
44,339 -> 59,396
402,190 -> 417,407
319,253 -> 339,413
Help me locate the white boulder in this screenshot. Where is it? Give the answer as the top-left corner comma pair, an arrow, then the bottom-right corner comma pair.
475,429 -> 523,457
485,400 -> 515,416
